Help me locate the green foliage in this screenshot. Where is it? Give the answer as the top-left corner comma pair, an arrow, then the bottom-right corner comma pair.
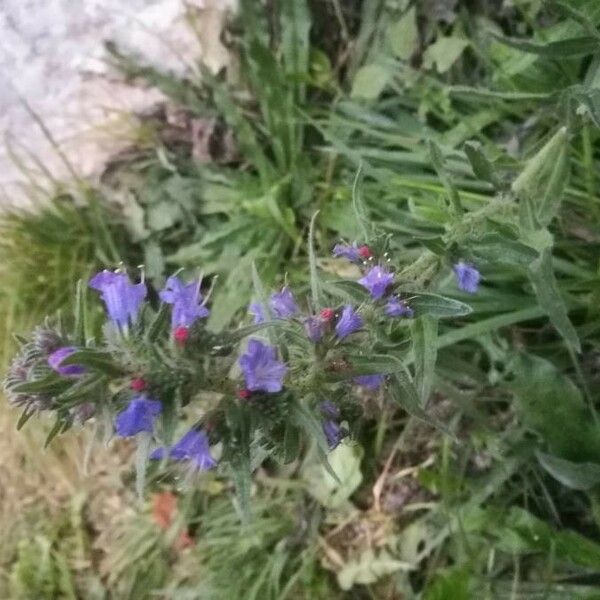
6,1 -> 600,598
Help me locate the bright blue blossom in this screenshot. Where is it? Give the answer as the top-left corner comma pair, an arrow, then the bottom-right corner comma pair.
239,339 -> 288,393
89,270 -> 146,328
47,346 -> 85,377
304,316 -> 325,343
269,287 -> 298,318
333,242 -> 360,262
453,262 -> 481,294
249,302 -> 266,324
115,396 -> 162,437
358,266 -> 394,299
335,305 -> 363,339
151,429 -> 216,471
322,419 -> 346,450
159,276 -> 210,329
319,401 -> 346,449
385,296 -> 414,318
354,374 -> 385,390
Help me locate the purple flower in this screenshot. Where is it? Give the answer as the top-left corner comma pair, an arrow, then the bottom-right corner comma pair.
47,346 -> 85,377
151,429 -> 216,471
319,400 -> 340,419
239,339 -> 288,393
115,396 -> 162,437
249,302 -> 266,324
269,287 -> 298,319
335,305 -> 363,339
354,374 -> 385,390
159,276 -> 210,329
333,242 -> 360,262
89,270 -> 146,328
322,420 -> 347,450
304,316 -> 325,343
385,296 -> 414,318
358,266 -> 394,300
453,262 -> 481,294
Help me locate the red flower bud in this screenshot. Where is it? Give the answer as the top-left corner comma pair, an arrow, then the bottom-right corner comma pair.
358,245 -> 373,259
320,308 -> 335,321
174,326 -> 189,345
130,377 -> 147,392
237,389 -> 251,399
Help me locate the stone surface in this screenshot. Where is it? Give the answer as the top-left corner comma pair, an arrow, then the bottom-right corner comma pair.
0,0 -> 234,205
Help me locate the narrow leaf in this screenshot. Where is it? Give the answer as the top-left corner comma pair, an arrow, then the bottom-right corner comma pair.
308,211 -> 322,309
528,248 -> 580,352
412,316 -> 438,404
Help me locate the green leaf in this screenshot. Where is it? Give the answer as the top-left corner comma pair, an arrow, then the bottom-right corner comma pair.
424,568 -> 470,600
352,164 -> 371,243
528,248 -> 580,352
16,408 -> 35,431
144,304 -> 170,343
45,415 -> 69,447
147,201 -> 182,231
348,354 -> 451,434
322,280 -> 369,303
471,234 -> 539,267
512,127 -> 569,224
54,374 -> 106,406
303,443 -> 363,509
280,0 -> 311,79
60,349 -> 125,376
282,424 -> 301,463
351,64 -> 391,100
493,33 -> 599,57
512,354 -> 600,462
463,141 -> 500,188
536,133 -> 570,227
411,316 -> 438,404
230,453 -> 252,523
73,280 -> 87,345
290,400 -> 338,481
536,451 -> 600,491
388,7 -> 418,60
407,292 -> 472,318
490,507 -> 600,570
11,374 -> 68,395
428,140 -> 462,214
423,36 -> 469,73
308,211 -> 322,309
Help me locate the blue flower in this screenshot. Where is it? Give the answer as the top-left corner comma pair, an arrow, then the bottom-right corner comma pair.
322,420 -> 347,450
115,396 -> 162,437
354,374 -> 385,390
89,270 -> 146,328
304,316 -> 325,343
239,339 -> 288,393
47,346 -> 85,377
335,305 -> 363,339
269,287 -> 298,319
159,276 -> 210,329
358,266 -> 394,300
385,296 -> 414,318
333,242 -> 360,262
249,302 -> 266,324
453,262 -> 481,294
151,429 -> 216,471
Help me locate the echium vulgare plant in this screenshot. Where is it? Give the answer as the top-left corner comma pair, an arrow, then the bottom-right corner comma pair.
4,225 -> 476,510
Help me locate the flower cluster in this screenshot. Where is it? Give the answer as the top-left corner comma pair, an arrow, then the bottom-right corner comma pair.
4,243 -> 477,500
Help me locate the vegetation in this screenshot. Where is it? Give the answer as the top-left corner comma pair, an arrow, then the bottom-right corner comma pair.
3,0 -> 600,598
